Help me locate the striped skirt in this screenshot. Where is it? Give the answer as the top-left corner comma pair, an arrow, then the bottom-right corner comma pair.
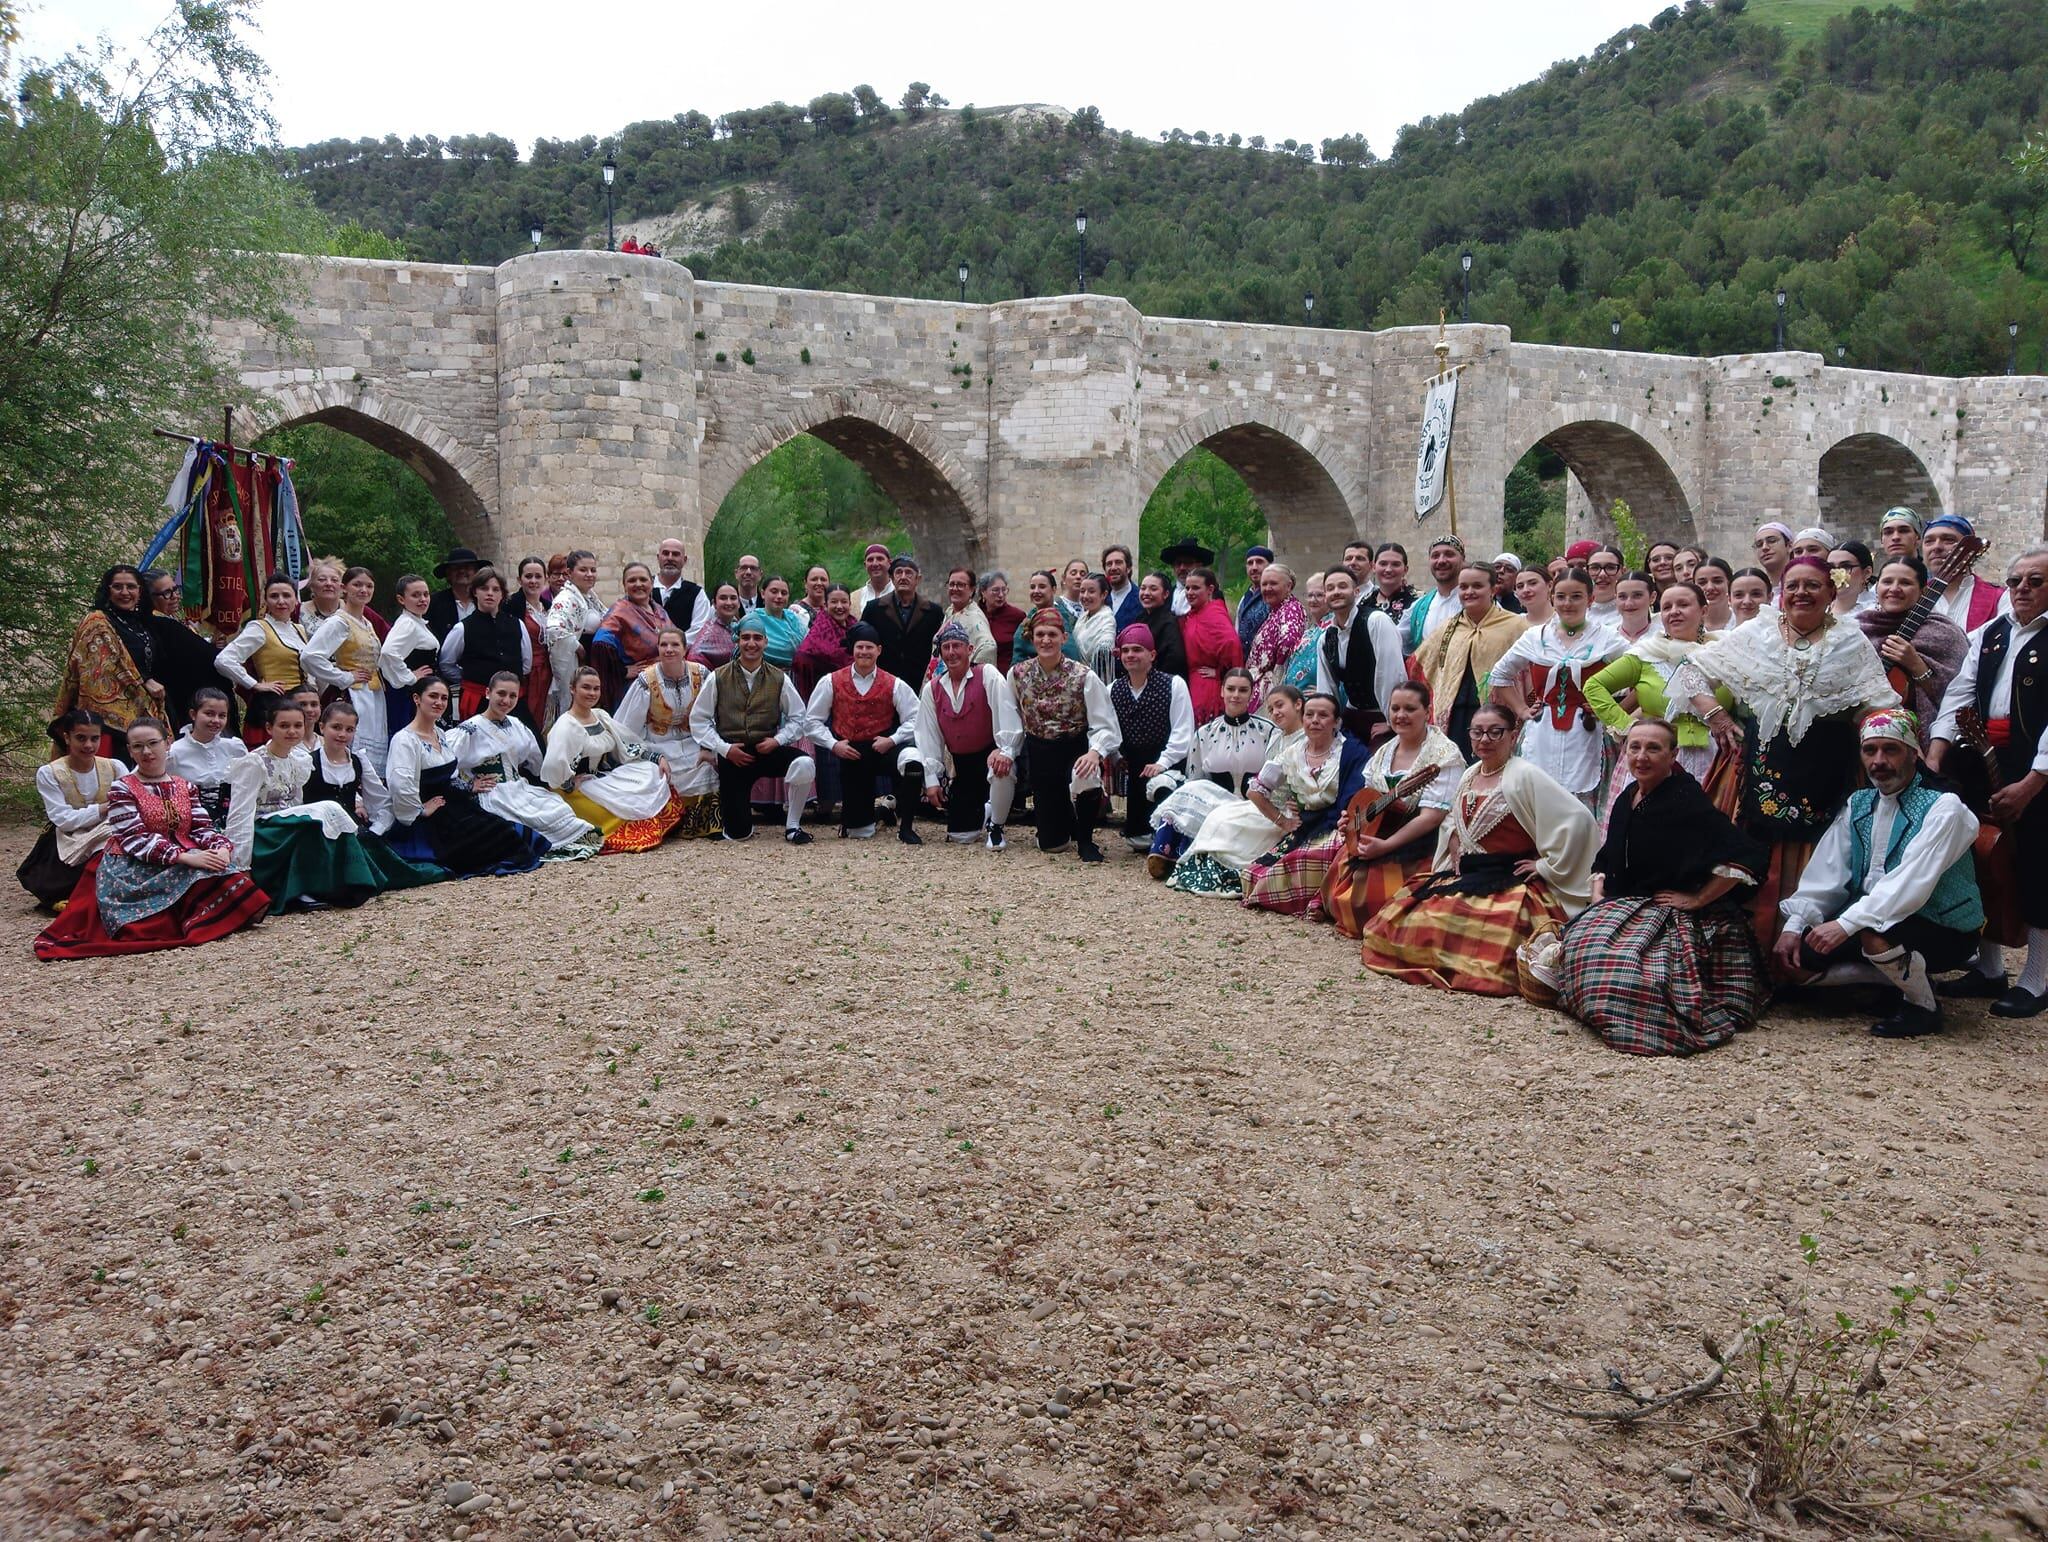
1557,895 -> 1768,1055
1361,873 -> 1568,996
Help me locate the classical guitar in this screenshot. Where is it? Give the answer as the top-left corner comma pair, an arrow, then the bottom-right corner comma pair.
1876,534 -> 1986,698
1339,760 -> 1445,863
1954,704 -> 2024,946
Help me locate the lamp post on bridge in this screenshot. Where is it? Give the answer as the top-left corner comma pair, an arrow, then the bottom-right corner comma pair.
1303,291 -> 1315,327
1610,316 -> 1622,349
2010,321 -> 2021,376
1460,250 -> 1472,324
602,154 -> 617,252
1074,210 -> 1087,294
1774,287 -> 1787,351
1836,343 -> 1846,367
958,260 -> 969,304
530,222 -> 542,253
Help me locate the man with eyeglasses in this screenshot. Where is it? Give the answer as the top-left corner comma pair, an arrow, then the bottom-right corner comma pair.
1929,546 -> 2048,1015
1919,515 -> 2003,632
1752,522 -> 1794,595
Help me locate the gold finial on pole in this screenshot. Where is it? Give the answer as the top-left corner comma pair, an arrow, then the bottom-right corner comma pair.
1435,310 -> 1450,377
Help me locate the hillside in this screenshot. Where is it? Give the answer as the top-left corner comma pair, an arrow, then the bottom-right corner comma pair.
283,0 -> 2048,379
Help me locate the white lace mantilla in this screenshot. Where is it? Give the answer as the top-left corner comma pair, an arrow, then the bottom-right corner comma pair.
1673,616 -> 1895,747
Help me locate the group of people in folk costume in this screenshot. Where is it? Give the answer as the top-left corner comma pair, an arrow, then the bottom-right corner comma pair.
28,509 -> 2046,1056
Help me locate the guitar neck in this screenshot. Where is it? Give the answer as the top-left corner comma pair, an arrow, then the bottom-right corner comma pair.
1890,577 -> 1953,645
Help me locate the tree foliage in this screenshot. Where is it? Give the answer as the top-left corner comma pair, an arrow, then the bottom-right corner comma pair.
0,0 -> 320,762
258,422 -> 455,599
704,436 -> 906,589
1138,449 -> 1267,600
280,3 -> 2048,375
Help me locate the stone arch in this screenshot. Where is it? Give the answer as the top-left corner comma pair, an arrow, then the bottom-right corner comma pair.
702,392 -> 988,579
1139,403 -> 1359,571
236,382 -> 495,551
1509,409 -> 1696,544
1817,432 -> 1944,532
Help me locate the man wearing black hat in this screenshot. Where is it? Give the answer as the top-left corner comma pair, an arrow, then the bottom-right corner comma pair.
1159,538 -> 1215,616
805,623 -> 926,843
860,555 -> 944,687
425,548 -> 485,642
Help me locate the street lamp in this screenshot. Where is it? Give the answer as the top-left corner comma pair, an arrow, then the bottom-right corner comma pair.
1835,342 -> 1846,366
602,154 -> 617,252
1075,209 -> 1087,294
958,260 -> 969,303
1304,291 -> 1315,326
1460,250 -> 1473,324
2010,320 -> 2021,376
530,222 -> 543,253
1610,317 -> 1622,348
1774,287 -> 1787,351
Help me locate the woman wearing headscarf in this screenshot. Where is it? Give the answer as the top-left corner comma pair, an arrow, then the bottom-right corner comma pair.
1558,719 -> 1769,1055
34,717 -> 270,960
1674,555 -> 1899,951
1244,566 -> 1308,708
55,565 -> 168,759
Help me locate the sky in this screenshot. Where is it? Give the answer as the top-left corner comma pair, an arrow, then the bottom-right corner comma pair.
19,0 -> 1665,156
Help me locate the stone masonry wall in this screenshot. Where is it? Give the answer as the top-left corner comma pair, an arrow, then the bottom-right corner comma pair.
215,256 -> 2048,589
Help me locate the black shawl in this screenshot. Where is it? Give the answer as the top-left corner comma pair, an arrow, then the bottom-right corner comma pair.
1597,767 -> 1767,899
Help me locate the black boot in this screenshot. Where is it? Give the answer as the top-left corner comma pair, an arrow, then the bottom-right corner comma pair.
1075,791 -> 1104,862
898,800 -> 922,845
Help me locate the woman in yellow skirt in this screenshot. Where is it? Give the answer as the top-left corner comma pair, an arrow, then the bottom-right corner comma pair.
540,667 -> 685,853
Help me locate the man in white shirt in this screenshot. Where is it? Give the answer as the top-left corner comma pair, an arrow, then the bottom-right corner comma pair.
1402,537 -> 1467,651
1920,515 -> 2004,632
850,543 -> 895,614
1314,566 -> 1408,744
651,538 -> 710,646
914,622 -> 1020,848
687,613 -> 816,844
805,622 -> 925,842
1779,708 -> 1984,1038
1929,545 -> 2048,1012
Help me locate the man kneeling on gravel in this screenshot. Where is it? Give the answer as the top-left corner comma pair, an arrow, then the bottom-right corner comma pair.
1774,708 -> 1985,1039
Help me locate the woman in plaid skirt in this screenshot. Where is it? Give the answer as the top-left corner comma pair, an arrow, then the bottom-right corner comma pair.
1557,719 -> 1770,1054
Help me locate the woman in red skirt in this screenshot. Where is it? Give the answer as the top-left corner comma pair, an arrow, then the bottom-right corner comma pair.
35,718 -> 269,960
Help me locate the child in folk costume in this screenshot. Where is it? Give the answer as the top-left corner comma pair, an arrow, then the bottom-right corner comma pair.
542,666 -> 686,854
1147,672 -> 1288,879
19,712 -> 126,911
215,573 -> 310,748
450,675 -> 603,860
612,630 -> 723,840
437,568 -> 532,721
805,621 -> 927,843
301,565 -> 391,772
165,688 -> 247,825
225,700 -> 439,913
913,620 -> 1022,848
34,718 -> 269,960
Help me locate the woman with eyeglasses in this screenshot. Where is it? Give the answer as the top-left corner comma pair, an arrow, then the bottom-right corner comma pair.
1361,702 -> 1599,997
1829,541 -> 1876,617
1675,557 -> 1899,952
1583,546 -> 1626,628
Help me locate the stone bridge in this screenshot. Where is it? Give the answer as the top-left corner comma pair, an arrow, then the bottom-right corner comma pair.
212,252 -> 2048,579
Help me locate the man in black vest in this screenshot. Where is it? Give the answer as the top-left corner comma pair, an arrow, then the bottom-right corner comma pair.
861,555 -> 944,687
1313,565 -> 1405,745
653,537 -> 707,645
1930,545 -> 2048,1015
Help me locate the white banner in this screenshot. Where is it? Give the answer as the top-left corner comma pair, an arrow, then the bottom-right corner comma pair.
1414,371 -> 1459,523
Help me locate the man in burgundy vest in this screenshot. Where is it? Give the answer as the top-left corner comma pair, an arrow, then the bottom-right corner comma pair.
803,622 -> 925,842
914,621 -> 1021,848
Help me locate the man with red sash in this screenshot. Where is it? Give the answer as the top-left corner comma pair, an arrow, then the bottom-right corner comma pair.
1929,545 -> 2048,1015
914,620 -> 1020,848
804,622 -> 925,843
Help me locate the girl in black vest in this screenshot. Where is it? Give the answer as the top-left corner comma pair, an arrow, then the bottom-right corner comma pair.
438,568 -> 531,721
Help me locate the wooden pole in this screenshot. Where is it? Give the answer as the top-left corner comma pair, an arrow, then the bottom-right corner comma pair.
1446,451 -> 1458,542
151,426 -> 289,465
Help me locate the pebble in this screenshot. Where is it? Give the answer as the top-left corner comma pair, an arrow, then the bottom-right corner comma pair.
441,1480 -> 478,1508
455,1493 -> 491,1517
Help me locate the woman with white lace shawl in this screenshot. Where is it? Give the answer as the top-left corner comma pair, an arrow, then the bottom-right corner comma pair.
1674,556 -> 1899,952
